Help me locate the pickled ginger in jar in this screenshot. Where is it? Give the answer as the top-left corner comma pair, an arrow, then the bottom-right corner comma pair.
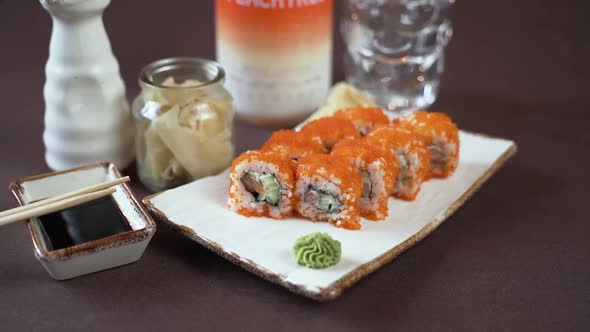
132,57 -> 235,192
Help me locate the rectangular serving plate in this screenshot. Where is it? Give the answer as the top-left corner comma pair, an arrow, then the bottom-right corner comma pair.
143,131 -> 516,301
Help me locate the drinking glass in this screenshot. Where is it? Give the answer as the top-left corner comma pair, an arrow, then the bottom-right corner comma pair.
341,0 -> 455,113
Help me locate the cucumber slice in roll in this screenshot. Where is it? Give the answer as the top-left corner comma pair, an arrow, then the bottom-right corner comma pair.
316,193 -> 340,212
257,174 -> 281,206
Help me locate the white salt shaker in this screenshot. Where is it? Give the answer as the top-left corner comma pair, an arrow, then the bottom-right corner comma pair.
40,0 -> 134,170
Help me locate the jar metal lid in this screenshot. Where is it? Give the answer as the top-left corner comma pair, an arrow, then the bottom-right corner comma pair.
139,57 -> 225,90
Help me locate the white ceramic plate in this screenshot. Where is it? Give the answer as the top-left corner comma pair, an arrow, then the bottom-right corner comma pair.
144,131 -> 516,301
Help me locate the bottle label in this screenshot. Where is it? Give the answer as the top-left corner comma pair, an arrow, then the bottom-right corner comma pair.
216,0 -> 333,124
225,0 -> 326,9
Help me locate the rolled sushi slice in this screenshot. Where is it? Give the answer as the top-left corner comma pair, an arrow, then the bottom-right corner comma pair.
333,107 -> 390,136
393,111 -> 460,178
299,117 -> 360,152
260,129 -> 326,162
331,138 -> 398,221
295,154 -> 362,230
366,126 -> 430,201
227,150 -> 295,219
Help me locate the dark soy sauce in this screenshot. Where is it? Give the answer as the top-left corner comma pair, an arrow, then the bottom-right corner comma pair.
37,196 -> 132,251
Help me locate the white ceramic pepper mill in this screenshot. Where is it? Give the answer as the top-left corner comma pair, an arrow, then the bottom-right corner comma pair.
40,0 -> 134,171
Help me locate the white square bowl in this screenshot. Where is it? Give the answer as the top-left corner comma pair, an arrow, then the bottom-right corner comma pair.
10,162 -> 156,280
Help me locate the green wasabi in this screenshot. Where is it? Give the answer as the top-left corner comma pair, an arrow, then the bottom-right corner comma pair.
293,232 -> 341,269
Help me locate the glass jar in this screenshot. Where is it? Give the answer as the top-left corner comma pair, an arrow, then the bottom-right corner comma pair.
132,57 -> 235,192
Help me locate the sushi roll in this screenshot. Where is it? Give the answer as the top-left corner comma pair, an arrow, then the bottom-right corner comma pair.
260,129 -> 326,161
393,111 -> 460,178
331,138 -> 398,220
295,153 -> 362,230
366,126 -> 430,201
227,150 -> 295,219
333,107 -> 390,136
299,117 -> 360,152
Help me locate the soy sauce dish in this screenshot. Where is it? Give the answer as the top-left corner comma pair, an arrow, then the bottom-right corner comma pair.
9,162 -> 156,280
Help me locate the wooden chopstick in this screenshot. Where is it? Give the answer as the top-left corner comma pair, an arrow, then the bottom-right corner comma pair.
0,187 -> 117,226
0,176 -> 129,226
0,176 -> 129,218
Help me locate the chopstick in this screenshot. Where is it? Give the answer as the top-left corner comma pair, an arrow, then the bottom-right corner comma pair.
0,176 -> 129,218
0,187 -> 117,226
0,176 -> 129,226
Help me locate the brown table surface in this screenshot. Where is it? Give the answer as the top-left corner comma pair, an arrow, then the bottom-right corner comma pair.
1,0 -> 589,330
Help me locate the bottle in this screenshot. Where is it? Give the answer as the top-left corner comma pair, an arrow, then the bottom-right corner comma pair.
40,0 -> 134,171
216,0 -> 333,127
